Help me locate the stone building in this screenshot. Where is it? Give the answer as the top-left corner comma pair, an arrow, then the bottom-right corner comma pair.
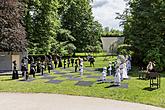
101,37 -> 125,54
0,52 -> 27,73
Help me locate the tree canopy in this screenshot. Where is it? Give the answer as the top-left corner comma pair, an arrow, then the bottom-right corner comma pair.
25,0 -> 103,54
0,0 -> 27,52
119,0 -> 165,70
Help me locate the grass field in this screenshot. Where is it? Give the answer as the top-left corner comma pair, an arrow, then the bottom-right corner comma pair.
0,56 -> 165,108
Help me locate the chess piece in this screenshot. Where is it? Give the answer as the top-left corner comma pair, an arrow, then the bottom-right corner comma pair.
114,66 -> 121,86
79,64 -> 83,76
102,67 -> 107,81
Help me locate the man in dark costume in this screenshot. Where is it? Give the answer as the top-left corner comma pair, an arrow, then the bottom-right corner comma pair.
54,56 -> 58,68
64,59 -> 67,69
71,57 -> 74,67
58,56 -> 62,67
12,60 -> 19,79
67,57 -> 70,68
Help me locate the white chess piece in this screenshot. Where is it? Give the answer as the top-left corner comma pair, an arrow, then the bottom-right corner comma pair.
126,60 -> 131,71
122,62 -> 129,79
79,65 -> 83,76
114,67 -> 121,86
102,67 -> 107,81
119,63 -> 123,81
108,63 -> 112,76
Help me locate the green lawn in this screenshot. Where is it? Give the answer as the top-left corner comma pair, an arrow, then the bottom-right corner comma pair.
0,56 -> 165,108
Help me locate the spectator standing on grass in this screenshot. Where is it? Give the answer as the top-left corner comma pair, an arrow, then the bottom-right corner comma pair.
147,61 -> 155,72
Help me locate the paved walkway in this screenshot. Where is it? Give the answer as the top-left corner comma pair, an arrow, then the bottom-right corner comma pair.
0,93 -> 164,110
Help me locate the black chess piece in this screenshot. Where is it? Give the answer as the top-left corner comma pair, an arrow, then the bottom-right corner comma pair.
75,60 -> 78,72
64,59 -> 66,69
36,60 -> 41,73
71,57 -> 74,67
30,62 -> 36,78
58,56 -> 62,67
48,61 -> 51,73
54,57 -> 58,68
12,60 -> 19,79
67,57 -> 70,68
41,62 -> 45,75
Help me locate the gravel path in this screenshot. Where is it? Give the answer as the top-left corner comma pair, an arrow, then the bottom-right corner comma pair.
0,93 -> 164,110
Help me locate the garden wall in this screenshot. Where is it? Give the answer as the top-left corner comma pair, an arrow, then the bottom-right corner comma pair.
101,37 -> 125,54
0,52 -> 27,73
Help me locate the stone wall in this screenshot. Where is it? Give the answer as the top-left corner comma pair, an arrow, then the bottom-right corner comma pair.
0,52 -> 28,73
101,37 -> 125,54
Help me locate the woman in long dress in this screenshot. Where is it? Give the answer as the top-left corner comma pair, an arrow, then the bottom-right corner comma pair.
114,66 -> 121,86
122,62 -> 129,79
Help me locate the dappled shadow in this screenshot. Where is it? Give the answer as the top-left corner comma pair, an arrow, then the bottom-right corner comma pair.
143,87 -> 158,91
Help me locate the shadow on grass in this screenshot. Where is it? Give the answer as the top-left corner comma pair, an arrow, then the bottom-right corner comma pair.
1,79 -> 14,81
105,85 -> 119,88
143,87 -> 158,91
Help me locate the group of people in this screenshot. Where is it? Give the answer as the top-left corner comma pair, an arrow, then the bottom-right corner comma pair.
12,55 -> 87,80
101,55 -> 132,86
12,54 -> 132,82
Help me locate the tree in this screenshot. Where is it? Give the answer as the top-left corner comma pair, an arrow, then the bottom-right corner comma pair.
119,0 -> 165,70
0,0 -> 27,52
61,0 -> 103,51
25,0 -> 60,54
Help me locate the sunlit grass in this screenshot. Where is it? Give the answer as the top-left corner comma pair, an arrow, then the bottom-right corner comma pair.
0,56 -> 165,108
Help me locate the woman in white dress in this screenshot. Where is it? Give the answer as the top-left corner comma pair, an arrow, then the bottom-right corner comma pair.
122,62 -> 129,79
126,59 -> 131,71
114,66 -> 121,86
119,63 -> 124,81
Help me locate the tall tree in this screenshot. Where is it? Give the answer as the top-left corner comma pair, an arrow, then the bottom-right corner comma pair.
25,0 -> 60,54
0,0 -> 27,52
119,0 -> 165,70
61,0 -> 102,51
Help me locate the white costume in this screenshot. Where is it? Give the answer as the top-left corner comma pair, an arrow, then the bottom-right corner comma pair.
122,63 -> 129,79
119,63 -> 123,81
102,67 -> 107,81
126,60 -> 131,71
80,58 -> 83,66
79,65 -> 83,76
114,67 -> 121,86
108,64 -> 112,76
